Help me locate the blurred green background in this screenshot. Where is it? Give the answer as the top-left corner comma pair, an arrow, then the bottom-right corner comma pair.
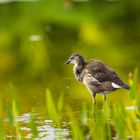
0,0 -> 140,113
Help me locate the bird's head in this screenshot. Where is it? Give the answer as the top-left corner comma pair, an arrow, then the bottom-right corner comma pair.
65,54 -> 85,66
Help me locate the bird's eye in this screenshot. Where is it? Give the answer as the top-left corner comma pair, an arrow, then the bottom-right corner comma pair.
71,57 -> 74,59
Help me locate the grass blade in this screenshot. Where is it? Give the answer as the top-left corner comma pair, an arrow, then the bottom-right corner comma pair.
0,100 -> 4,140
29,109 -> 38,138
46,89 -> 58,125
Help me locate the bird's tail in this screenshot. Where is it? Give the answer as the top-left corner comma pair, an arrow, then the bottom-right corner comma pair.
120,84 -> 130,90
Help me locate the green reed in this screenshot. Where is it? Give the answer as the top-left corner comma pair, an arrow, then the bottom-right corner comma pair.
10,83 -> 21,140
29,109 -> 38,138
0,100 -> 4,140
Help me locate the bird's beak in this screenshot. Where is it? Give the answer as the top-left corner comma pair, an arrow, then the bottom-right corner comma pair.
65,59 -> 70,64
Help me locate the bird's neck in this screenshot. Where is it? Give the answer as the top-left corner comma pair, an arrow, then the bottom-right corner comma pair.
73,61 -> 85,81
74,59 -> 85,72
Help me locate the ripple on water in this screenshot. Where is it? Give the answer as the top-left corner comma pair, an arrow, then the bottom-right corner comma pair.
5,113 -> 70,139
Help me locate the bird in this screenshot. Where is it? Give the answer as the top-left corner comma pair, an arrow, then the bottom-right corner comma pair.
65,53 -> 130,104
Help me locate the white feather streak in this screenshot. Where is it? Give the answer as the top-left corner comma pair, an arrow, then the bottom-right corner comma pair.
112,82 -> 122,88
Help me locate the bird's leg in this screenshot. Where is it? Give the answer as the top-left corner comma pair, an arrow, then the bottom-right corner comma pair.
92,93 -> 98,119
103,95 -> 106,101
92,93 -> 96,105
102,95 -> 107,112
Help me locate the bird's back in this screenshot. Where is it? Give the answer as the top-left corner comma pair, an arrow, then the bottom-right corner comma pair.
82,59 -> 130,90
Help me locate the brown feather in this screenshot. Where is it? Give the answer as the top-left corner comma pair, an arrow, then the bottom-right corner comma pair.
84,59 -> 123,85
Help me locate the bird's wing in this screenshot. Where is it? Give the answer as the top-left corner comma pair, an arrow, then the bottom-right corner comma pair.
85,60 -> 123,85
